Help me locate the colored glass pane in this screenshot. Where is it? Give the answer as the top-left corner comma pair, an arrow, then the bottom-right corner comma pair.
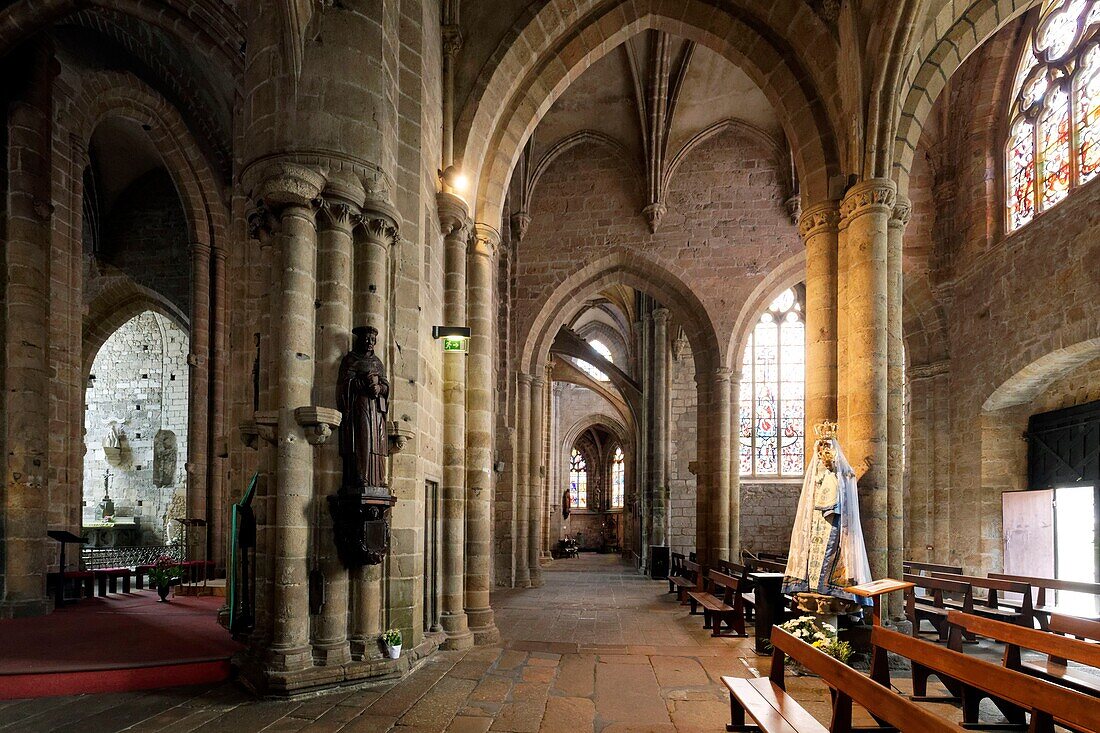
569,448 -> 587,508
1077,46 -> 1100,183
1039,87 -> 1072,209
1009,119 -> 1036,229
611,447 -> 624,509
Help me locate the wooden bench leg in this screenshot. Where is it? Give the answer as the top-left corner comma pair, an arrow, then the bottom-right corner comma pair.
108,574 -> 118,594
121,573 -> 131,593
97,574 -> 107,596
726,692 -> 752,732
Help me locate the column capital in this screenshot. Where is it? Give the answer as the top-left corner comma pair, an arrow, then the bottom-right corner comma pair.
840,178 -> 896,225
317,196 -> 361,234
714,366 -> 735,384
652,307 -> 671,325
889,195 -> 912,230
442,24 -> 463,60
470,222 -> 500,258
797,200 -> 841,239
517,372 -> 534,387
358,198 -> 400,246
437,191 -> 470,239
248,161 -> 326,209
190,241 -> 212,257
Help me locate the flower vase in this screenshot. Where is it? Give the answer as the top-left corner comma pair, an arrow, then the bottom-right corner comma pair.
157,583 -> 170,602
386,644 -> 401,660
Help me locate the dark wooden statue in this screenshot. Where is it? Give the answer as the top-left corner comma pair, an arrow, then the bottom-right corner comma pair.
337,325 -> 390,493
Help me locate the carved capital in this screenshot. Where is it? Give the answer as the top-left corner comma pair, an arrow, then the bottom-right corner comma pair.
441,24 -> 463,60
437,191 -> 470,239
318,197 -> 361,234
890,195 -> 912,229
798,200 -> 841,239
470,222 -> 500,258
517,372 -> 533,388
652,307 -> 671,326
247,202 -> 280,244
839,178 -> 896,224
714,366 -> 734,384
359,210 -> 400,248
251,161 -> 326,209
294,406 -> 343,446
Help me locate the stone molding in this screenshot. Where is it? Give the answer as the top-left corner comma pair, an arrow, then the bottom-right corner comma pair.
470,222 -> 500,258
797,200 -> 840,238
250,161 -> 326,208
839,178 -> 896,224
240,150 -> 392,205
909,360 -> 950,380
294,406 -> 342,446
517,372 -> 533,387
651,307 -> 670,325
239,411 -> 279,449
437,191 -> 470,239
890,195 -> 912,229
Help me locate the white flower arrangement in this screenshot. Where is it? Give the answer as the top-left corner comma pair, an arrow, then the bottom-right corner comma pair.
778,615 -> 852,663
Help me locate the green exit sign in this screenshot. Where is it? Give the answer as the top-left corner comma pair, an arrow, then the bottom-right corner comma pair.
442,336 -> 467,353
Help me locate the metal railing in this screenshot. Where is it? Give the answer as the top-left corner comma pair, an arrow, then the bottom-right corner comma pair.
80,543 -> 183,569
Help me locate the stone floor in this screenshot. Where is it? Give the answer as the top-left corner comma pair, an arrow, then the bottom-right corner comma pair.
0,555 -> 1023,732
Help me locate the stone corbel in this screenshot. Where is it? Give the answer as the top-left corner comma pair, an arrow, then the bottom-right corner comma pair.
295,406 -> 342,446
687,460 -> 699,476
388,420 -> 414,454
239,411 -> 278,450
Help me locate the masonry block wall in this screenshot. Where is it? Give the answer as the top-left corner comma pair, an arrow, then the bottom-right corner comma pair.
83,311 -> 189,544
668,337 -> 697,555
904,14 -> 1100,573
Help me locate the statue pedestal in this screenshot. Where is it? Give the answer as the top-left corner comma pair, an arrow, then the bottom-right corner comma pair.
328,490 -> 396,568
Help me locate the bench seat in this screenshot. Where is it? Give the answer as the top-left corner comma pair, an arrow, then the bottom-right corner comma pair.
723,676 -> 827,733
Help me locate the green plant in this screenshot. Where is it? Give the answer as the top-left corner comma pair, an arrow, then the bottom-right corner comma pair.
147,554 -> 181,587
381,628 -> 402,647
778,615 -> 853,663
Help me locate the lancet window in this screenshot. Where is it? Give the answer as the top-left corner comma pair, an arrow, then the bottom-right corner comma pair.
576,339 -> 612,382
569,447 -> 588,508
1007,0 -> 1100,230
610,446 -> 625,509
739,287 -> 805,478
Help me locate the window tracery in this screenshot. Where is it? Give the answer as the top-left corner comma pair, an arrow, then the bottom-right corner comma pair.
575,339 -> 612,382
1007,0 -> 1100,230
739,287 -> 804,478
569,447 -> 588,508
611,446 -> 624,509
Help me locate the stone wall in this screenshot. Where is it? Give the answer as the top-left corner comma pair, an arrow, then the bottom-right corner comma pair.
668,333 -> 697,555
83,310 -> 189,544
739,481 -> 800,557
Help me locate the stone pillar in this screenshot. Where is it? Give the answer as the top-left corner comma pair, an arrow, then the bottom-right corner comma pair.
438,192 -> 472,649
209,245 -> 228,570
528,373 -> 546,587
651,307 -> 670,547
800,201 -> 841,457
729,372 -> 741,559
310,196 -> 357,666
638,312 -> 651,570
887,197 -> 910,592
515,374 -> 532,587
261,168 -> 324,672
465,224 -> 500,643
840,179 -> 895,582
0,41 -> 53,617
709,367 -> 734,562
188,240 -> 212,560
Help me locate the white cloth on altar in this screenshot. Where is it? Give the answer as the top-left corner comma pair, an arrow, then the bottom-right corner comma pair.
782,438 -> 872,604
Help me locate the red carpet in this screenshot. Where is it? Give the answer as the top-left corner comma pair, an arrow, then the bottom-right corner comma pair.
0,590 -> 243,699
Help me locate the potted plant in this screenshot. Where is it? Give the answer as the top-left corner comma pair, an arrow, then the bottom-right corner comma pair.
147,554 -> 181,602
777,615 -> 852,674
381,628 -> 402,659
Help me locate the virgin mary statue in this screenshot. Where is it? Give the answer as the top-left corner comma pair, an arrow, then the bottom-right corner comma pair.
782,421 -> 872,608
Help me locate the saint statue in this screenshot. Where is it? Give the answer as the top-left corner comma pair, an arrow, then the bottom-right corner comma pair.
337,326 -> 390,492
782,421 -> 872,609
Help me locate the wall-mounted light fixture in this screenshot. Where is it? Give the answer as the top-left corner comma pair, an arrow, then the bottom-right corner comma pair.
438,165 -> 469,197
432,325 -> 471,354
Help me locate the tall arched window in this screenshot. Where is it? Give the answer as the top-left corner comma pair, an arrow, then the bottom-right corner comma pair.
610,446 -> 625,509
739,287 -> 804,477
569,447 -> 588,508
1007,0 -> 1100,230
576,339 -> 612,382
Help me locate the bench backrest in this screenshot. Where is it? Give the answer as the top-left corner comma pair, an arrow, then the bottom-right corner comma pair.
904,560 -> 963,576
752,558 -> 787,573
1048,612 -> 1100,642
903,573 -> 971,598
989,573 -> 1100,607
682,559 -> 702,581
872,625 -> 1100,732
931,572 -> 1032,611
769,627 -> 960,733
706,569 -> 741,597
946,610 -> 1100,668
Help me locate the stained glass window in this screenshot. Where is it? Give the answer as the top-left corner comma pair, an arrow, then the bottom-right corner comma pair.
569,447 -> 588,508
575,339 -> 612,382
1007,0 -> 1100,230
611,447 -> 625,509
739,287 -> 804,477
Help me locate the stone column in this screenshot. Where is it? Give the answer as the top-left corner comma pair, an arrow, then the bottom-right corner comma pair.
465,224 -> 500,643
310,196 -> 357,666
729,372 -> 742,558
261,168 -> 324,672
799,201 -> 840,457
638,312 -> 651,570
710,367 -> 734,562
438,192 -> 472,649
840,179 -> 895,581
528,373 -> 546,587
188,240 -> 212,561
887,197 -> 910,592
0,42 -> 53,617
651,307 -> 670,547
515,374 -> 532,587
209,245 -> 228,570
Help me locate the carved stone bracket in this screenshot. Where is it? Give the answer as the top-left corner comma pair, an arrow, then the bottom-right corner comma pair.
294,406 -> 343,446
387,420 -> 415,454
239,411 -> 278,450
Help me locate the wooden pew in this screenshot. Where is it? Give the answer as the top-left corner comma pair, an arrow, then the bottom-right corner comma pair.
667,551 -> 686,594
1049,612 -> 1100,642
724,626 -> 962,733
672,558 -> 702,604
904,573 -> 973,642
930,572 -> 1033,627
946,610 -> 1100,699
687,569 -> 748,637
715,559 -> 757,620
870,624 -> 1100,732
989,573 -> 1100,628
903,560 -> 963,577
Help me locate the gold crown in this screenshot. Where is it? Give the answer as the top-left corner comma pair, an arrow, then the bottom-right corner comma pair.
813,420 -> 838,441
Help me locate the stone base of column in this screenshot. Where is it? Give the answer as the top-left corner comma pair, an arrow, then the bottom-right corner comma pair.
466,607 -> 501,646
237,633 -> 444,697
350,636 -> 385,661
264,644 -> 314,674
515,568 -> 531,588
0,597 -> 51,619
529,566 -> 543,588
312,642 -> 353,667
440,611 -> 474,650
